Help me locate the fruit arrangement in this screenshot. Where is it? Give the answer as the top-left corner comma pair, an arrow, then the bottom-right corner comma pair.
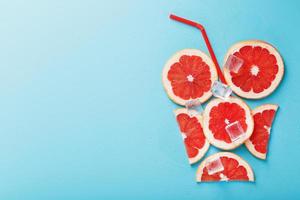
162,14 -> 283,183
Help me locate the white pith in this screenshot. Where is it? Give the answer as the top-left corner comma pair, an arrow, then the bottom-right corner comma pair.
245,104 -> 278,160
224,119 -> 230,125
174,108 -> 210,165
196,152 -> 254,182
250,65 -> 259,76
220,173 -> 229,181
203,97 -> 254,150
187,74 -> 194,82
162,49 -> 218,106
223,40 -> 284,99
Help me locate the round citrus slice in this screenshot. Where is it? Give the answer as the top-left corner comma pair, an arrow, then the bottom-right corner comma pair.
162,49 -> 218,106
245,104 -> 278,159
196,152 -> 254,182
223,40 -> 284,99
174,108 -> 210,164
203,97 -> 254,150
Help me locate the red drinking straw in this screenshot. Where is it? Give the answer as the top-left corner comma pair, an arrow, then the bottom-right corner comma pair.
169,14 -> 227,84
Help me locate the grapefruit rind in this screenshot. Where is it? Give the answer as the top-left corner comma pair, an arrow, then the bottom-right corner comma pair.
223,40 -> 284,99
245,104 -> 278,160
196,152 -> 254,182
174,108 -> 210,164
162,49 -> 218,106
203,97 -> 254,150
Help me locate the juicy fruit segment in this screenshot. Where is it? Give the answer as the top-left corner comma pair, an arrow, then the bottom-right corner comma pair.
168,55 -> 211,99
245,104 -> 278,159
177,113 -> 204,158
175,108 -> 209,164
196,152 -> 254,182
162,49 -> 218,106
203,97 -> 254,150
223,40 -> 284,99
209,102 -> 247,143
231,46 -> 278,93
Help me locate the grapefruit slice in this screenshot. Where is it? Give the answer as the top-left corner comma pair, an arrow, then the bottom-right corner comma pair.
196,152 -> 254,182
174,108 -> 210,164
203,97 -> 254,150
162,49 -> 218,106
223,40 -> 284,99
245,104 -> 278,159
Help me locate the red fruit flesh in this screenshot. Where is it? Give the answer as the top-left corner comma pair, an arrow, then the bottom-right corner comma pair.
201,156 -> 249,181
230,46 -> 279,93
250,109 -> 276,153
176,113 -> 206,158
208,102 -> 247,143
168,55 -> 212,100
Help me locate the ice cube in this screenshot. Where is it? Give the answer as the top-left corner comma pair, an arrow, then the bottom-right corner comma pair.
185,99 -> 203,117
211,80 -> 232,100
225,54 -> 244,73
225,121 -> 246,142
205,157 -> 224,175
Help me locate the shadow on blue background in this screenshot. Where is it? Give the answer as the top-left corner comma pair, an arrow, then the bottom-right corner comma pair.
0,0 -> 299,199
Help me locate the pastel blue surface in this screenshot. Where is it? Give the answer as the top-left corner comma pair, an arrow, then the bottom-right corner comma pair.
0,0 -> 299,199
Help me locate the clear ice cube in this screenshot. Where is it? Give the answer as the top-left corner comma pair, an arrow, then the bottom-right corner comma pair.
185,99 -> 203,117
225,54 -> 244,73
225,121 -> 246,142
205,157 -> 224,175
211,80 -> 232,100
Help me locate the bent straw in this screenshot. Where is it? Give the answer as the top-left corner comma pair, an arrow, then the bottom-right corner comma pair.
169,14 -> 226,84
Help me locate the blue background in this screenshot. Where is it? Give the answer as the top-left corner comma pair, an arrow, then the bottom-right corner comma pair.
0,0 -> 299,199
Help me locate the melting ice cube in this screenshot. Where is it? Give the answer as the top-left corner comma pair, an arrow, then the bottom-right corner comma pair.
211,80 -> 232,100
225,121 -> 246,142
225,54 -> 244,73
185,99 -> 203,117
205,157 -> 224,175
